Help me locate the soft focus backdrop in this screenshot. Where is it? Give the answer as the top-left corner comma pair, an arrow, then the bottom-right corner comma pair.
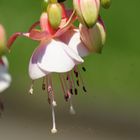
0,0 -> 140,140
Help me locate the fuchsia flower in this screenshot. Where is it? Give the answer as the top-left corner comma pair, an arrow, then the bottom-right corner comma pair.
8,5 -> 85,133
0,24 -> 11,115
7,0 -> 109,133
0,25 -> 11,93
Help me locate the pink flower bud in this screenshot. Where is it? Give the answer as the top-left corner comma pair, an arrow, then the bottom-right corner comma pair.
79,18 -> 106,53
73,0 -> 100,28
0,24 -> 7,56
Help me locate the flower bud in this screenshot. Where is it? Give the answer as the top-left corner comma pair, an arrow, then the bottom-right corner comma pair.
42,0 -> 49,12
0,25 -> 7,56
73,0 -> 100,28
101,0 -> 111,9
79,18 -> 106,53
47,3 -> 62,29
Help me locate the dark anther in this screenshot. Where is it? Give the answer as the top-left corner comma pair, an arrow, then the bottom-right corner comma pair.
76,80 -> 80,86
83,86 -> 87,93
74,88 -> 78,95
42,84 -> 46,90
76,72 -> 78,78
0,101 -> 4,112
82,67 -> 86,72
66,76 -> 69,81
70,88 -> 73,95
48,98 -> 51,104
64,94 -> 69,102
74,71 -> 79,78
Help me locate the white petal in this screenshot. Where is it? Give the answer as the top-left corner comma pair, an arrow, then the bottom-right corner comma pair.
62,43 -> 84,63
29,44 -> 50,80
68,31 -> 89,57
0,66 -> 11,93
37,39 -> 83,73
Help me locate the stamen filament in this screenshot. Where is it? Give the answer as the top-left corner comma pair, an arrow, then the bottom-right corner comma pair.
59,74 -> 66,97
67,72 -> 73,95
70,71 -> 78,95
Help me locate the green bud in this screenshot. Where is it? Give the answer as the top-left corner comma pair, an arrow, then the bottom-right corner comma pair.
42,0 -> 49,12
73,0 -> 100,28
101,0 -> 111,9
47,3 -> 62,29
0,25 -> 7,56
79,19 -> 106,53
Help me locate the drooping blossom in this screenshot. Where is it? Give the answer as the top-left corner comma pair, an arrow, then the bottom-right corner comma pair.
0,56 -> 12,116
7,0 -> 110,133
7,4 -> 85,133
0,24 -> 11,115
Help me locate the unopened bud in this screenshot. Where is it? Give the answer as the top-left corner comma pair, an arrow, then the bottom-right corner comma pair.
73,0 -> 100,28
0,25 -> 7,56
42,0 -> 49,12
101,0 -> 111,9
47,3 -> 62,29
80,18 -> 106,53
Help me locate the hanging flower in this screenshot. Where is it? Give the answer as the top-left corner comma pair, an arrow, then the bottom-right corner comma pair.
0,56 -> 11,116
7,4 -> 85,133
0,24 -> 11,115
7,0 -> 110,133
0,24 -> 11,93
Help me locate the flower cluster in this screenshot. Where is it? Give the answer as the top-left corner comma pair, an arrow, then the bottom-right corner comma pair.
8,0 -> 111,133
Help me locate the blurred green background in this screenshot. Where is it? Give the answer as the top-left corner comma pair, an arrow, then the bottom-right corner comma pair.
0,0 -> 140,139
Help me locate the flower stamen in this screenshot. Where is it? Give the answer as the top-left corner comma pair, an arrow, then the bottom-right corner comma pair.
42,77 -> 46,90
29,80 -> 34,95
69,95 -> 76,115
67,72 -> 73,95
51,102 -> 57,134
70,71 -> 78,95
82,66 -> 87,72
75,66 -> 87,93
59,74 -> 66,99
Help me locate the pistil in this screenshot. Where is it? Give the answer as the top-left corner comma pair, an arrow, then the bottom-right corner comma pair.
47,75 -> 57,133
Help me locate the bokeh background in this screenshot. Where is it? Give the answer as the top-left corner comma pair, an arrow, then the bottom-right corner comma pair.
0,0 -> 140,139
